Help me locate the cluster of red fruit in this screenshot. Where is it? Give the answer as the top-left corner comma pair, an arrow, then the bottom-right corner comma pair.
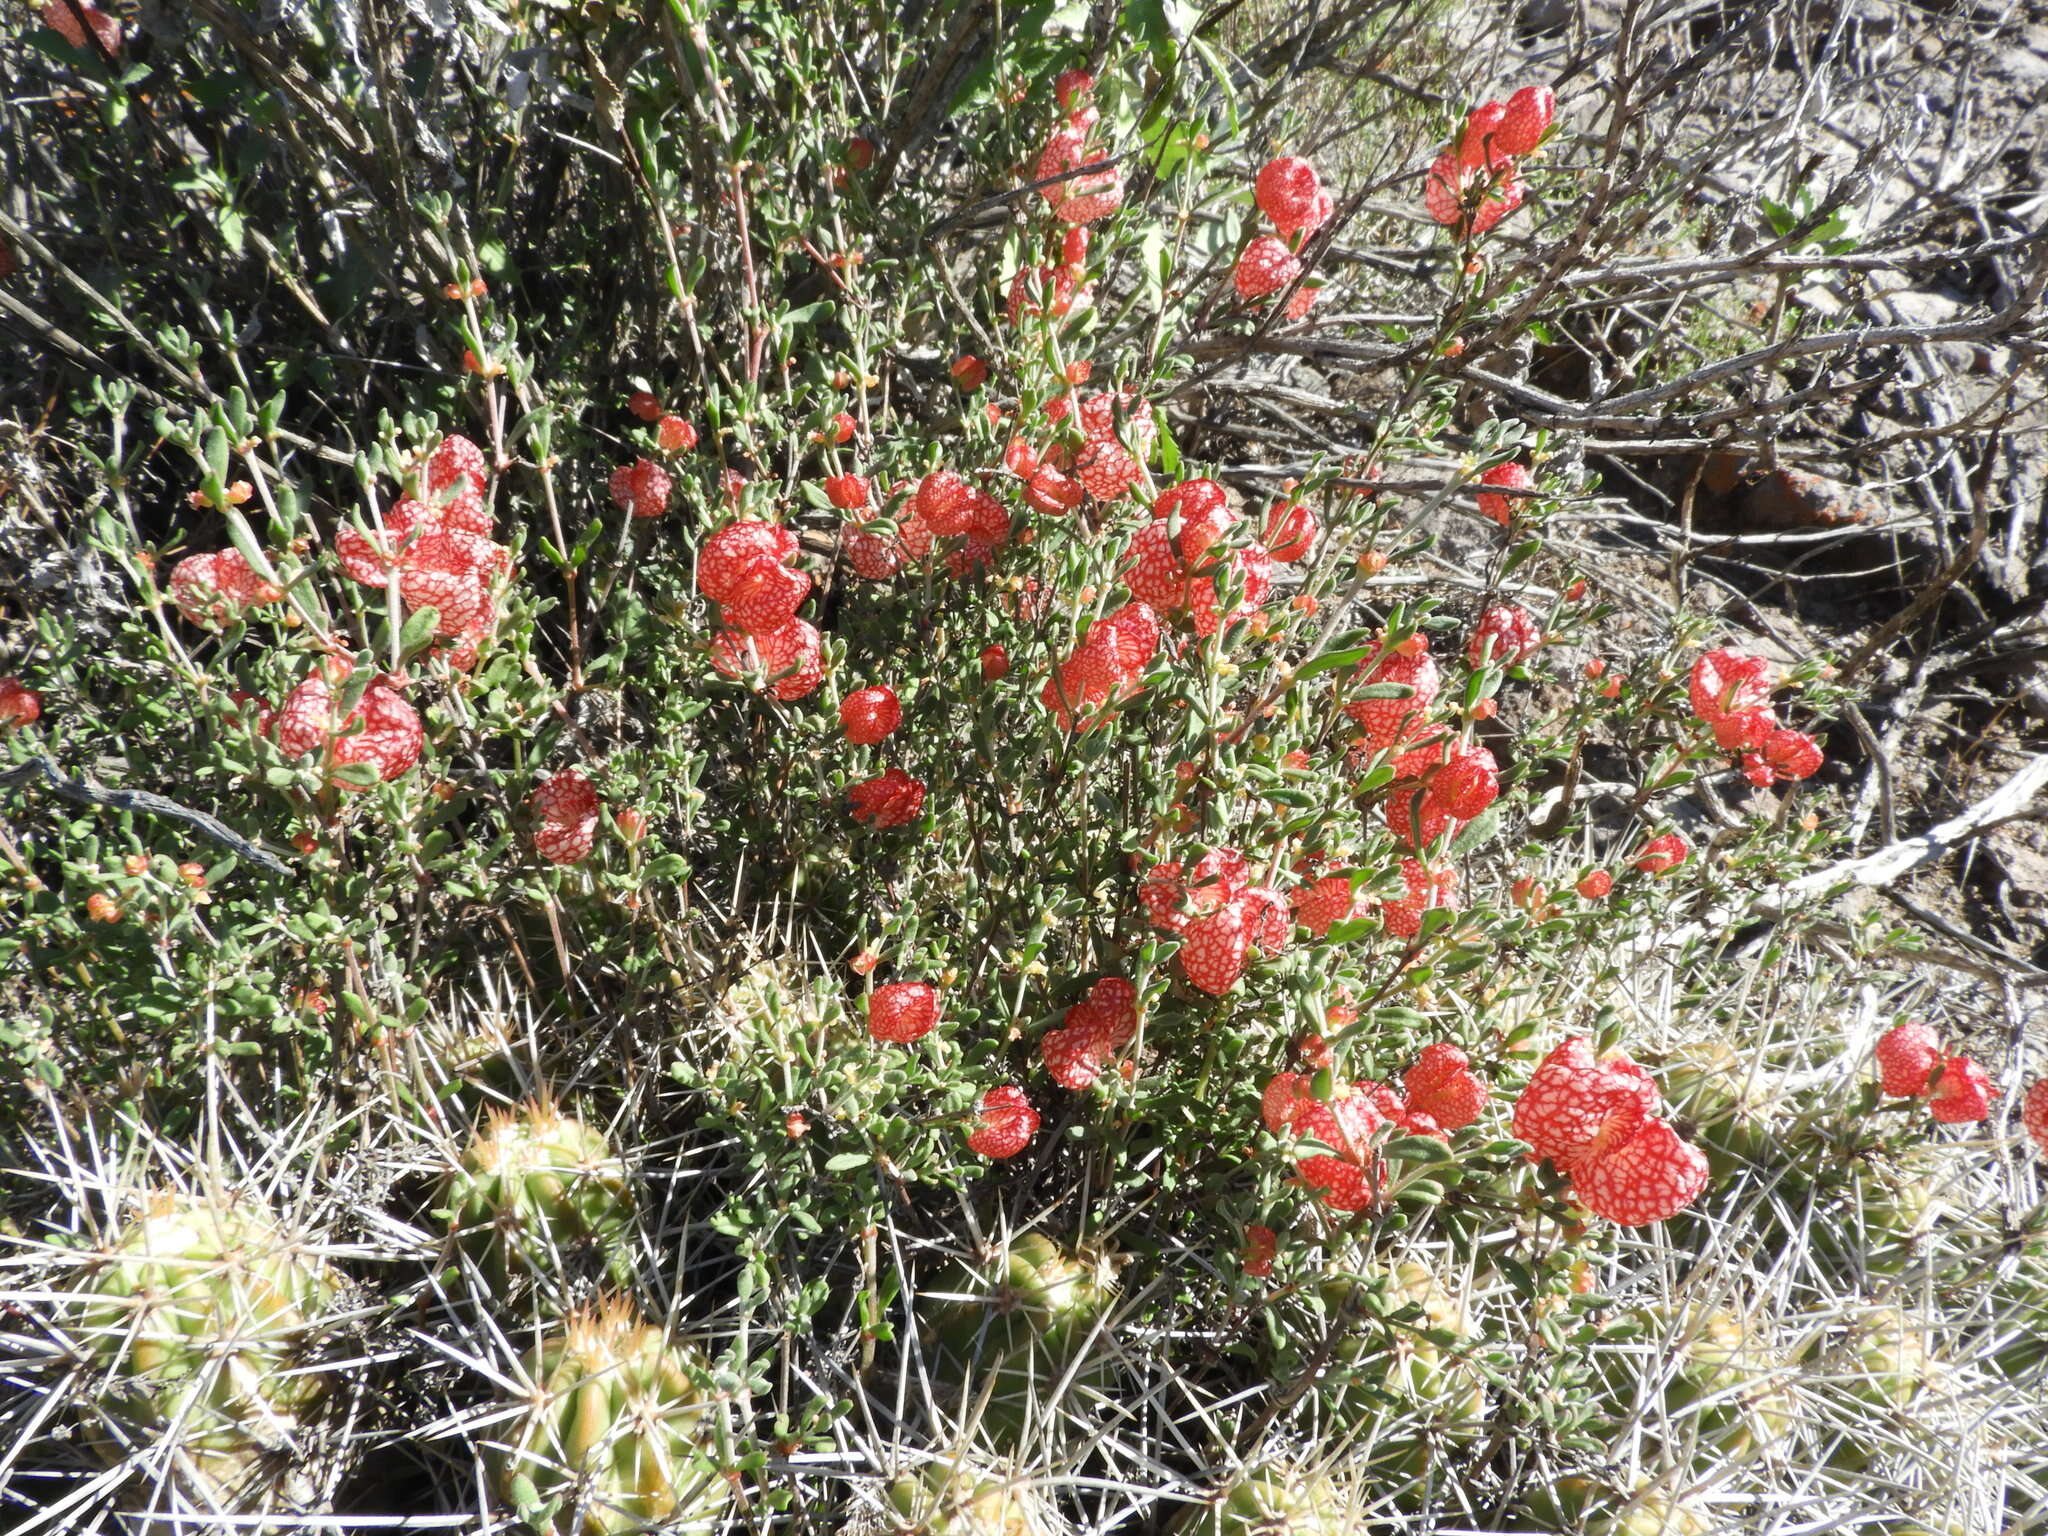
1031,70 -> 1123,226
861,980 -> 1040,1159
1261,1041 -> 1489,1212
609,391 -> 698,519
531,768 -> 601,866
1001,73 -> 1121,328
841,685 -> 928,830
1688,648 -> 1824,787
334,436 -> 510,670
834,467 -> 1013,582
1233,155 -> 1332,318
1343,634 -> 1490,937
1873,1022 -> 1994,1124
168,549 -> 284,629
1119,477 -> 1311,644
1006,227 -> 1094,330
1040,976 -> 1140,1089
1512,1036 -> 1710,1226
1424,85 -> 1555,238
269,657 -> 424,791
1139,848 -> 1290,996
697,520 -> 823,701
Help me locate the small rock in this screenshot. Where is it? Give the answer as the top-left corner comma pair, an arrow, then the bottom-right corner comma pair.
1742,468 -> 1886,530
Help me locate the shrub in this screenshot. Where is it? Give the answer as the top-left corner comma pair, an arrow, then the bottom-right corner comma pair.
2,0 -> 2043,1531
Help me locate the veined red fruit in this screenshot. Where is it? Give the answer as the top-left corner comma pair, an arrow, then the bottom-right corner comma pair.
1511,1036 -> 1660,1166
1040,977 -> 1140,1091
532,768 -> 599,827
1262,499 -> 1318,562
708,618 -> 823,701
1874,1022 -> 1941,1098
1292,876 -> 1358,939
1713,708 -> 1777,753
1381,857 -> 1457,939
0,677 -> 41,727
1234,236 -> 1301,300
840,686 -> 902,745
1025,461 -> 1083,515
168,549 -> 284,628
868,982 -> 938,1044
1344,643 -> 1439,747
967,1087 -> 1039,1158
1635,833 -> 1689,875
1496,85 -> 1556,156
980,644 -> 1010,682
915,471 -> 974,536
848,767 -> 925,829
1576,869 -> 1613,900
1467,603 -> 1542,668
1180,901 -> 1252,995
656,415 -> 697,453
1381,786 -> 1459,850
1689,648 -> 1776,723
276,662 -> 423,789
698,519 -> 799,603
1762,728 -> 1823,781
1255,155 -> 1327,237
1292,1085 -> 1390,1213
1423,742 -> 1500,821
950,355 -> 988,392
1404,1042 -> 1488,1131
2022,1079 -> 2048,1161
1033,121 -> 1123,225
1242,1225 -> 1278,1277
825,473 -> 869,511
1929,1054 -> 1994,1124
1423,150 -> 1525,235
1567,1116 -> 1710,1226
720,559 -> 812,636
535,815 -> 597,866
607,458 -> 672,519
627,391 -> 663,422
424,434 -> 489,513
1476,461 -> 1532,526
1458,101 -> 1510,174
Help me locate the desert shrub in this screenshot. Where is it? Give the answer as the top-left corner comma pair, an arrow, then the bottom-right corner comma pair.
2,0 -> 2044,1532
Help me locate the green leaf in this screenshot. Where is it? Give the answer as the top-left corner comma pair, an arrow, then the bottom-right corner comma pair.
398,605 -> 440,659
1450,807 -> 1500,857
1384,1134 -> 1452,1164
824,1152 -> 871,1172
1294,645 -> 1373,681
203,426 -> 230,484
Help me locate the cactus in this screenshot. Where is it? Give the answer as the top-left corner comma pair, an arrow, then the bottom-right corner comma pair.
1654,1040 -> 1788,1180
1817,1304 -> 1944,1477
495,1297 -> 731,1536
920,1233 -> 1119,1445
1521,1475 -> 1712,1536
1599,1302 -> 1796,1465
1173,1462 -> 1366,1536
1808,1151 -> 1948,1280
885,1453 -> 1060,1536
1278,1254 -> 1487,1433
72,1188 -> 346,1527
443,1099 -> 636,1294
